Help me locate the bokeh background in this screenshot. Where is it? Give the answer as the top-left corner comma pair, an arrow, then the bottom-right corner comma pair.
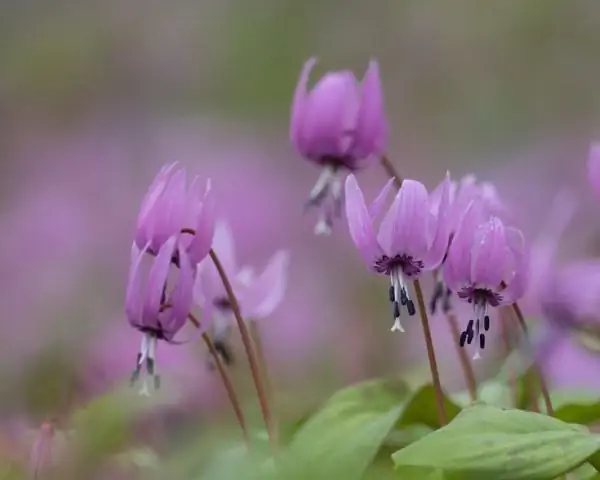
3,0 -> 600,476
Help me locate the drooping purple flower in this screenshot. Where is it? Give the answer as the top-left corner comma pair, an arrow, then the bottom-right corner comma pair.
125,236 -> 196,395
345,173 -> 451,332
291,58 -> 388,235
194,222 -> 290,366
587,142 -> 600,200
443,203 -> 528,359
134,162 -> 215,264
428,174 -> 505,315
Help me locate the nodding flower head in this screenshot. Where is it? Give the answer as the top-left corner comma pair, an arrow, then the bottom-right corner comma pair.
345,173 -> 452,332
125,236 -> 196,395
134,163 -> 216,264
194,222 -> 290,368
428,174 -> 504,315
443,202 -> 528,359
291,58 -> 387,235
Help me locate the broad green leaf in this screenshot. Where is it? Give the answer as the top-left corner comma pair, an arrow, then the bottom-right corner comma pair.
284,377 -> 411,480
398,384 -> 462,429
392,403 -> 600,479
551,391 -> 600,425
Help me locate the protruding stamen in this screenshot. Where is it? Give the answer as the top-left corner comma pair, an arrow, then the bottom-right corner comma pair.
388,285 -> 395,302
429,280 -> 444,314
484,315 -> 490,331
390,317 -> 404,332
399,287 -> 408,306
305,166 -> 335,210
442,288 -> 453,313
406,299 -> 416,316
459,330 -> 467,347
330,174 -> 343,218
314,214 -> 333,236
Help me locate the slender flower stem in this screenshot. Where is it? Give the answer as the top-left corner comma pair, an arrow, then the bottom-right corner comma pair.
511,302 -> 554,416
380,154 -> 404,188
189,313 -> 250,444
209,249 -> 277,450
250,320 -> 278,446
413,279 -> 447,426
445,311 -> 477,401
499,309 -> 519,409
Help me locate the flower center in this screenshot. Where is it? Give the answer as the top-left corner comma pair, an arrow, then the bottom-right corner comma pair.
373,254 -> 424,277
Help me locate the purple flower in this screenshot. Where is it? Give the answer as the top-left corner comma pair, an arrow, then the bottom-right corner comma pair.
443,203 -> 528,359
428,174 -> 505,315
134,163 -> 215,264
587,142 -> 600,200
291,58 -> 388,235
125,236 -> 196,395
194,222 -> 290,365
345,173 -> 451,332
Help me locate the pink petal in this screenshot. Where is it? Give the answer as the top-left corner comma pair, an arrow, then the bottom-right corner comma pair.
212,221 -> 237,275
188,179 -> 216,264
351,60 -> 388,159
125,242 -> 147,325
165,248 -> 195,339
344,174 -> 384,266
377,179 -> 429,258
443,200 -> 482,290
142,236 -> 177,323
588,142 -> 600,200
242,250 -> 291,319
501,226 -> 528,303
423,172 -> 452,269
302,71 -> 359,158
290,57 -> 317,156
368,177 -> 395,220
151,168 -> 187,251
470,217 -> 508,288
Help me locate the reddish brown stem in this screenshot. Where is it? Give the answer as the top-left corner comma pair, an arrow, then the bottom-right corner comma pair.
209,249 -> 277,450
192,317 -> 250,444
445,311 -> 478,401
499,309 -> 520,409
380,154 -> 404,188
414,279 -> 447,426
511,302 -> 554,416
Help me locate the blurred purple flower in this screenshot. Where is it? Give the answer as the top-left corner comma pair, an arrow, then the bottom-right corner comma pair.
195,221 -> 290,365
345,173 -> 451,332
125,237 -> 195,396
28,421 -> 54,479
587,142 -> 600,201
291,58 -> 388,235
134,163 -> 215,264
443,203 -> 528,359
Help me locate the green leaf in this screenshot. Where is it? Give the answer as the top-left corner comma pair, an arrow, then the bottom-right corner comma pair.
392,403 -> 600,479
453,380 -> 513,409
398,384 -> 462,429
284,377 -> 411,480
551,391 -> 600,426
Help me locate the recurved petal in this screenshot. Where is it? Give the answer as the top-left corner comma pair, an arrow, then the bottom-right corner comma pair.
345,174 -> 384,266
291,57 -> 317,155
142,236 -> 177,325
151,168 -> 187,251
423,172 -> 452,269
500,226 -> 529,303
212,221 -> 237,275
125,242 -> 147,326
302,71 -> 359,158
470,217 -> 508,288
351,60 -> 388,159
377,179 -> 429,258
588,142 -> 600,200
242,250 -> 291,319
188,179 -> 216,264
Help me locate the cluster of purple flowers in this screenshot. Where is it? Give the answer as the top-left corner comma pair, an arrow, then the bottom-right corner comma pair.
124,56 -> 600,396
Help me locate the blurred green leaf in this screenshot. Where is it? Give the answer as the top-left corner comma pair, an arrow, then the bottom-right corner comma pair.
283,377 -> 411,480
397,384 -> 462,430
549,391 -> 600,426
516,367 -> 541,411
392,403 -> 600,479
